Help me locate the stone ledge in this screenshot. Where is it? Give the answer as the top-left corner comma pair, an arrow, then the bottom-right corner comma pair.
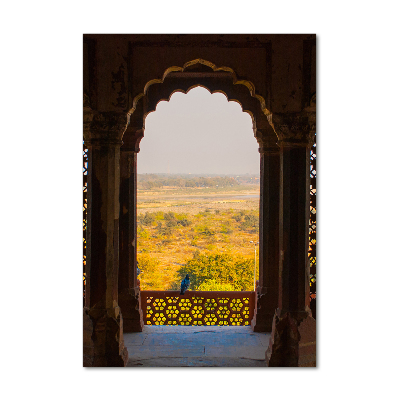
126,357 -> 267,367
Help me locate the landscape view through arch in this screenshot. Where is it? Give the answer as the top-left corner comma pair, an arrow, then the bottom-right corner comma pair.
136,87 -> 261,291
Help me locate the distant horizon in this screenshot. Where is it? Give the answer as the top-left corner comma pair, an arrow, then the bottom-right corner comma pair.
137,172 -> 260,176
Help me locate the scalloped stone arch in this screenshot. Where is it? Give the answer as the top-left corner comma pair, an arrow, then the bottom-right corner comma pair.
143,84 -> 257,129
127,59 -> 271,121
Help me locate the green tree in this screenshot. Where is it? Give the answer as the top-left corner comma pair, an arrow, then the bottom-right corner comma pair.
240,214 -> 259,232
164,211 -> 176,221
142,212 -> 155,226
156,221 -> 172,237
173,251 -> 254,291
177,218 -> 191,227
198,279 -> 236,291
194,224 -> 215,236
232,213 -> 242,222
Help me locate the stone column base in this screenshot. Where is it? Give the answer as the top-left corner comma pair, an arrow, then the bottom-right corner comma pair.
265,309 -> 316,367
118,288 -> 144,332
83,305 -> 128,367
251,310 -> 275,332
251,289 -> 278,332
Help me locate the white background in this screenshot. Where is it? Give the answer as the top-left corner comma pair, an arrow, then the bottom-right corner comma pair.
1,1 -> 399,399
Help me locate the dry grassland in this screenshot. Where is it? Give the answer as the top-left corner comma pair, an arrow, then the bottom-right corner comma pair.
137,185 -> 260,290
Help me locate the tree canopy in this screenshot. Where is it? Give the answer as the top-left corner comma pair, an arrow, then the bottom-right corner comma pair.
172,250 -> 255,291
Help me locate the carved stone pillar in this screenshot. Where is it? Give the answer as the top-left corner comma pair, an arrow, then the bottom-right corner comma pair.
118,127 -> 144,332
83,111 -> 129,367
265,112 -> 316,367
251,129 -> 280,332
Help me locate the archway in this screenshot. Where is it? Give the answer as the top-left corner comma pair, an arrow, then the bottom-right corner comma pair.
137,86 -> 259,290
117,60 -> 280,332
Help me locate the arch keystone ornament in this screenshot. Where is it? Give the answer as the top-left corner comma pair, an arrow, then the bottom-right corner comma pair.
265,111 -> 316,367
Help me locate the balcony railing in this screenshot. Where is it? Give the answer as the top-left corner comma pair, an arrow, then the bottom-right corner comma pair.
140,290 -> 255,326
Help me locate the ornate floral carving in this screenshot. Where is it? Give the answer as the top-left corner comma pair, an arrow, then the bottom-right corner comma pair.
84,112 -> 130,145
268,112 -> 316,146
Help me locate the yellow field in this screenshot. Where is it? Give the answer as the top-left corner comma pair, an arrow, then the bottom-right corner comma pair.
137,185 -> 260,290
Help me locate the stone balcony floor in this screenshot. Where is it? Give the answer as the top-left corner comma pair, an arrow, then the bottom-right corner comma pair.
124,325 -> 271,367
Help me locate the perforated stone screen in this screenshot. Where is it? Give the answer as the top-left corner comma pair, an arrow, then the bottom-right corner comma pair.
309,135 -> 317,316
83,144 -> 88,302
141,291 -> 255,326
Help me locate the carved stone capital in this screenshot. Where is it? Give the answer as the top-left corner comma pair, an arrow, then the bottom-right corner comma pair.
255,128 -> 279,154
268,112 -> 316,147
83,111 -> 129,146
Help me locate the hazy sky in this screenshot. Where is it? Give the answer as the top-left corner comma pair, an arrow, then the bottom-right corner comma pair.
138,87 -> 260,175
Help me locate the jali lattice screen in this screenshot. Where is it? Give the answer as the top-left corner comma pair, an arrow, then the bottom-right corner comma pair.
309,134 -> 317,318
83,143 -> 88,303
141,291 -> 255,326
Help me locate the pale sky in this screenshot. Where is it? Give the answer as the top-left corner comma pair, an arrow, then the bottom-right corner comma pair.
138,87 -> 260,175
